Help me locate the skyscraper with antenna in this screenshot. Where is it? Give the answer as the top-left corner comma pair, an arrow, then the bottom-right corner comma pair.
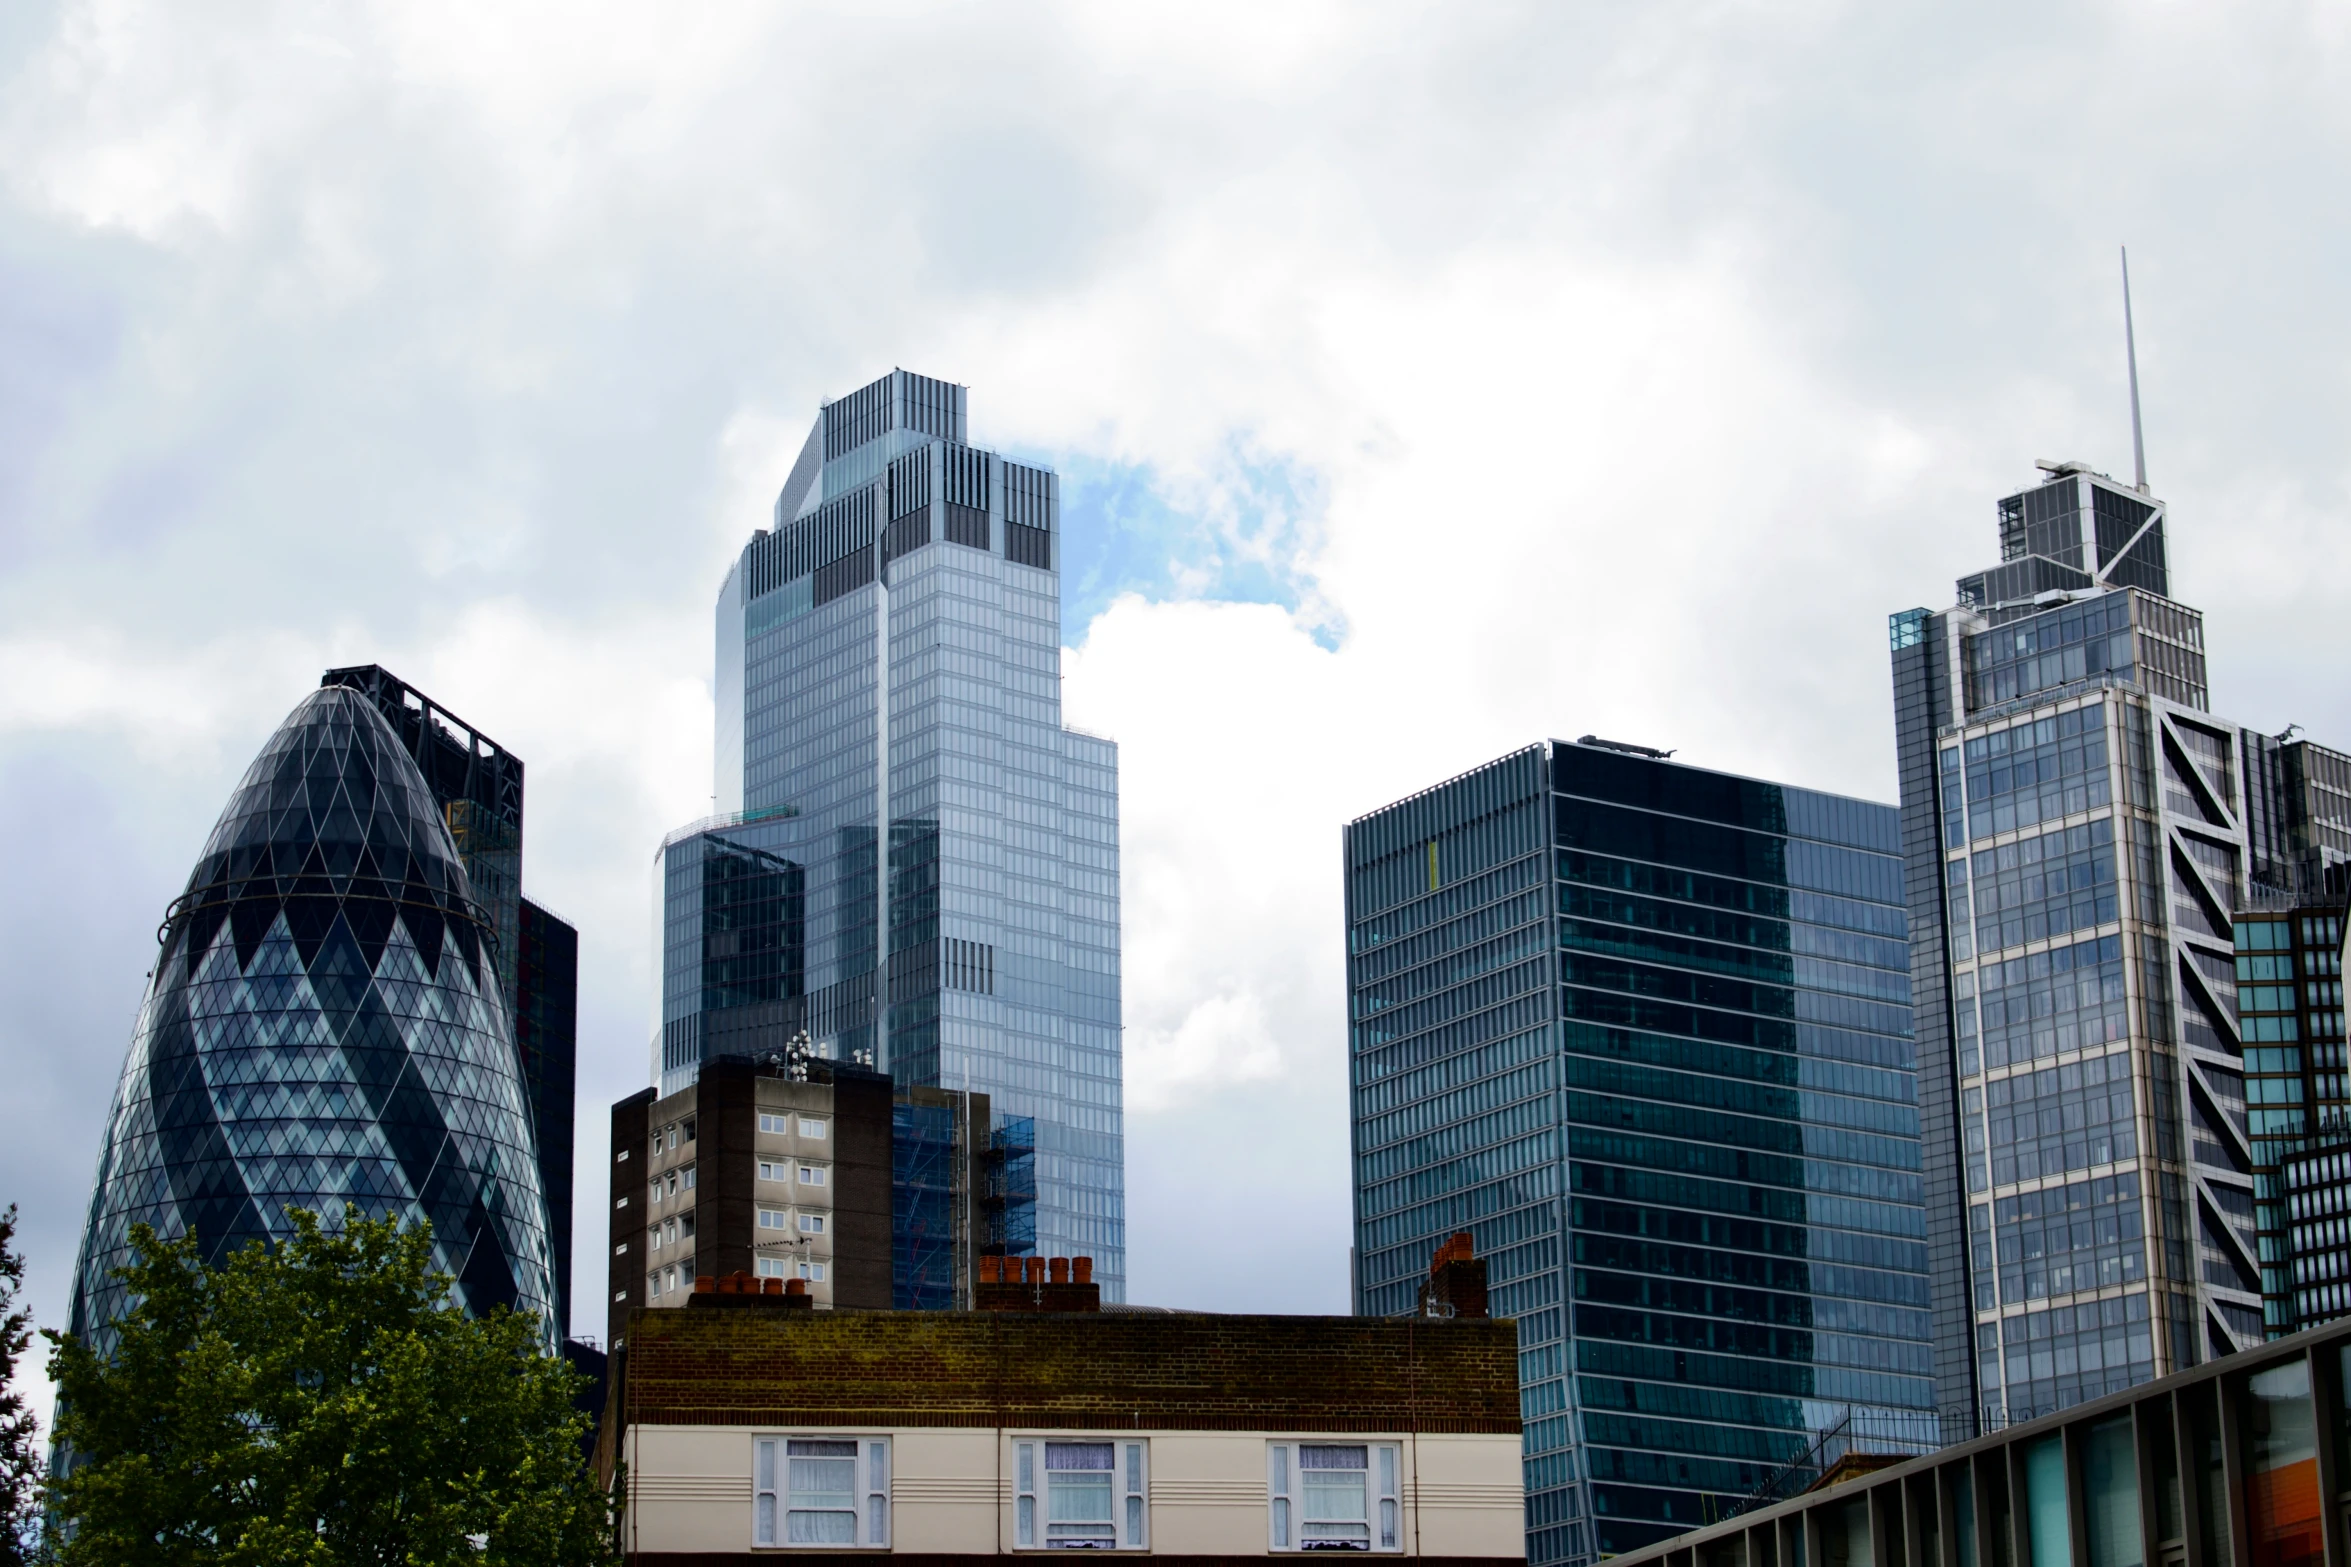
2123,246 -> 2148,493
1886,270 -> 2351,1438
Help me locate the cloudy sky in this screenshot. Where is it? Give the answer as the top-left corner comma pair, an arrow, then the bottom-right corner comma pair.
3,0 -> 2348,1411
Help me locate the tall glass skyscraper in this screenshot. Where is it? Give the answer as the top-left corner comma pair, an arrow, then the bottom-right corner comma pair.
322,664 -> 579,1336
70,687 -> 560,1353
1346,740 -> 1934,1567
1889,462 -> 2351,1440
660,369 -> 1124,1295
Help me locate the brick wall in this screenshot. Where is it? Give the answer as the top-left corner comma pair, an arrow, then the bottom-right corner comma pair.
607,1088 -> 655,1349
698,1061 -> 759,1280
621,1309 -> 1520,1434
830,1070 -> 894,1308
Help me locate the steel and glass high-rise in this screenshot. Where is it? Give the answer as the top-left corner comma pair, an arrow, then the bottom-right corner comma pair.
1889,461 -> 2351,1441
70,687 -> 560,1353
1346,740 -> 1935,1567
660,370 -> 1124,1296
323,664 -> 580,1338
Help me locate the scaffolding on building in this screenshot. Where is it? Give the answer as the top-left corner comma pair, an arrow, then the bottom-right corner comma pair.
983,1115 -> 1037,1257
892,1098 -> 960,1311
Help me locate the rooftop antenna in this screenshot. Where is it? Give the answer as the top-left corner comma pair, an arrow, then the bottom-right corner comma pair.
2122,246 -> 2148,494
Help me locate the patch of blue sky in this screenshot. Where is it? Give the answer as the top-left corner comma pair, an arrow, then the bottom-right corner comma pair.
995,442 -> 1337,650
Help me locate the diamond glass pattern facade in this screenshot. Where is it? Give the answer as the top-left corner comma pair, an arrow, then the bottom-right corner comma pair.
1347,741 -> 1933,1567
322,663 -> 579,1337
671,370 -> 1124,1296
69,687 -> 559,1351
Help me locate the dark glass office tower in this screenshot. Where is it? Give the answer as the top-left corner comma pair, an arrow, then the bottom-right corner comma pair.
655,814 -> 809,1073
69,687 -> 559,1353
324,665 -> 580,1338
324,666 -> 526,1004
1889,463 -> 2351,1435
667,370 -> 1124,1295
516,896 -> 579,1335
1346,740 -> 1934,1567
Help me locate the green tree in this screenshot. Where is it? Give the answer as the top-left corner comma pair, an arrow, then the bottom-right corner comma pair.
0,1206 -> 46,1565
45,1211 -> 614,1566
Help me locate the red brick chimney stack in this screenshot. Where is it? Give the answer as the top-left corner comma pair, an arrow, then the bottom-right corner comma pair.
976,1255 -> 1101,1313
1417,1233 -> 1490,1320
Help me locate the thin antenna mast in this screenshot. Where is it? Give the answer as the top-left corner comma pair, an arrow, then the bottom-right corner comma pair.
2122,246 -> 2147,493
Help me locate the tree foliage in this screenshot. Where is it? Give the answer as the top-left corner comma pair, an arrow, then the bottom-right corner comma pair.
45,1211 -> 613,1567
0,1207 -> 46,1565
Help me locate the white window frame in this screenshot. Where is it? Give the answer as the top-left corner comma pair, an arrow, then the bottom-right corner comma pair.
800,1117 -> 827,1139
760,1112 -> 790,1135
753,1435 -> 889,1549
798,1164 -> 827,1186
759,1160 -> 785,1182
1267,1441 -> 1400,1552
799,1213 -> 826,1235
1012,1437 -> 1146,1550
760,1209 -> 789,1231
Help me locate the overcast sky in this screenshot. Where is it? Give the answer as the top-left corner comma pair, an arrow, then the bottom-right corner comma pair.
3,1 -> 2348,1416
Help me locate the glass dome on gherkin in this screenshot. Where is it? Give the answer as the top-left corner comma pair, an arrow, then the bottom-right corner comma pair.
69,686 -> 558,1351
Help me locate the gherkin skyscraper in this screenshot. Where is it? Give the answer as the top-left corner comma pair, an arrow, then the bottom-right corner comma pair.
69,686 -> 559,1349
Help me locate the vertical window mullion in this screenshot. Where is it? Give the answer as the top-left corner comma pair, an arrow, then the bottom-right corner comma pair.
1123,1442 -> 1146,1549
1379,1445 -> 1399,1551
866,1439 -> 889,1546
1270,1443 -> 1292,1550
755,1438 -> 778,1547
1016,1441 -> 1036,1547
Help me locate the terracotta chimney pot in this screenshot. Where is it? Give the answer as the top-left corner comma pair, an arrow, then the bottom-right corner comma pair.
1025,1256 -> 1047,1285
1072,1256 -> 1093,1284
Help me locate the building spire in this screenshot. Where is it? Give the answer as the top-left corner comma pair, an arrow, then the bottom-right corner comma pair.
2122,246 -> 2148,493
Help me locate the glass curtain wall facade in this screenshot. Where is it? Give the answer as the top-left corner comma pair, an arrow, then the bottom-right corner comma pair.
1605,1311 -> 2351,1567
2235,906 -> 2351,1336
1347,741 -> 1934,1567
69,688 -> 559,1354
672,370 -> 1124,1295
1890,463 -> 2351,1440
323,664 -> 579,1338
